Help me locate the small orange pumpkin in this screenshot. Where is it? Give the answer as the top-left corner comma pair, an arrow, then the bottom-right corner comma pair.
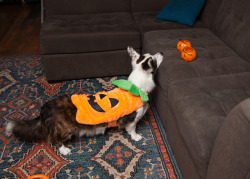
177,40 -> 191,52
181,47 -> 196,62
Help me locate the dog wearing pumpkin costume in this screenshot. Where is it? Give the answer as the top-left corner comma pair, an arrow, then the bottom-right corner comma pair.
6,47 -> 163,155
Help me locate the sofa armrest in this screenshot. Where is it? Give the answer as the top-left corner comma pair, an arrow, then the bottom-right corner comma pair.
207,98 -> 250,179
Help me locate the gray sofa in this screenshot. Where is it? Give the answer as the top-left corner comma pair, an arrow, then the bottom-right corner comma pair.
145,0 -> 250,178
40,0 -> 250,178
40,0 -> 217,81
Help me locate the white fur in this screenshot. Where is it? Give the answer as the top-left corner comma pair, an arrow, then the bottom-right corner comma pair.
125,103 -> 150,141
126,47 -> 163,141
59,144 -> 71,155
6,121 -> 14,134
79,126 -> 107,137
127,47 -> 163,93
128,46 -> 140,69
128,69 -> 155,93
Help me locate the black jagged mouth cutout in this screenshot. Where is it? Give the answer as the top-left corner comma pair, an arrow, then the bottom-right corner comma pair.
87,95 -> 120,113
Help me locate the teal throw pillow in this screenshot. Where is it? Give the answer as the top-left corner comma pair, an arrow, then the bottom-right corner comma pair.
156,0 -> 205,26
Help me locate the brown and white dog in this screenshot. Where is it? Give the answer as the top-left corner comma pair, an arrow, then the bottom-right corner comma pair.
6,47 -> 163,155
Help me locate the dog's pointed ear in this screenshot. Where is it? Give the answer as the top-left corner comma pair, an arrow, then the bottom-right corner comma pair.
127,46 -> 139,62
154,52 -> 163,68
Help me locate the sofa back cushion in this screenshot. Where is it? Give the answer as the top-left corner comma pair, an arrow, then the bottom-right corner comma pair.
197,0 -> 223,28
212,0 -> 250,62
131,0 -> 169,12
44,0 -> 131,16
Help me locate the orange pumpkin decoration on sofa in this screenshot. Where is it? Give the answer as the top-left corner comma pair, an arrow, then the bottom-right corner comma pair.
181,47 -> 196,62
177,39 -> 191,52
71,88 -> 146,125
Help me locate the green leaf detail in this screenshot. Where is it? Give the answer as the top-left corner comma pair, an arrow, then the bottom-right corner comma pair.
129,84 -> 140,96
112,79 -> 132,90
112,79 -> 149,102
139,90 -> 149,102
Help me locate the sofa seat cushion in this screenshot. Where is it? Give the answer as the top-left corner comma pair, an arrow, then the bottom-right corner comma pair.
144,28 -> 250,98
40,12 -> 141,54
168,72 -> 250,177
132,11 -> 205,33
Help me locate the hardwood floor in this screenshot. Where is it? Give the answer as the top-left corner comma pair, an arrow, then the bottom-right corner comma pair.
0,2 -> 41,55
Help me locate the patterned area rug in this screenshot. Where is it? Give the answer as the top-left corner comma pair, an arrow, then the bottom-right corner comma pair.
0,55 -> 183,179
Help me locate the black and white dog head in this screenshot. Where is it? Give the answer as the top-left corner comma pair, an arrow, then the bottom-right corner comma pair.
127,46 -> 163,93
127,46 -> 163,74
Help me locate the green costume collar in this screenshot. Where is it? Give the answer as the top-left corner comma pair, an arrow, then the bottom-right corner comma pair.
112,79 -> 149,102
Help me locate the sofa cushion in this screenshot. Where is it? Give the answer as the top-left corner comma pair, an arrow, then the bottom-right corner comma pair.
43,49 -> 136,81
168,72 -> 250,177
156,0 -> 205,26
143,28 -> 250,98
44,0 -> 131,16
40,12 -> 141,55
196,0 -> 223,28
133,12 -> 205,34
212,0 -> 250,62
131,0 -> 169,12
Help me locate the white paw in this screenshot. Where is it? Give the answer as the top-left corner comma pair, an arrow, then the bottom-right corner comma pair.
131,133 -> 142,141
6,122 -> 14,134
59,145 -> 71,155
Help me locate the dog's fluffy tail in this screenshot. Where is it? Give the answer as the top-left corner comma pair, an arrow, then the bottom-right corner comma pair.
6,117 -> 46,142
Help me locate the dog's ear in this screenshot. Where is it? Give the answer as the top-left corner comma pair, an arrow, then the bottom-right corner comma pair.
154,52 -> 163,68
128,46 -> 140,69
127,46 -> 139,62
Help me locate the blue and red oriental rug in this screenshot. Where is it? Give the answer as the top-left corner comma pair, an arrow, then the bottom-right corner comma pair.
0,55 -> 183,179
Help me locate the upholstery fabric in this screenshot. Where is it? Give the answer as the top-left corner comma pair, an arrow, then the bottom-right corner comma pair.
43,50 -> 137,81
151,86 -> 201,179
197,0 -> 223,28
143,28 -> 250,98
156,0 -> 205,26
168,72 -> 250,177
131,0 -> 169,12
132,12 -> 205,34
212,0 -> 250,62
43,0 -> 131,16
40,12 -> 141,55
207,98 -> 250,179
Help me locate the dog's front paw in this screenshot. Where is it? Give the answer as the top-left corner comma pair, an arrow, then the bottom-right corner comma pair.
131,133 -> 142,141
59,145 -> 71,155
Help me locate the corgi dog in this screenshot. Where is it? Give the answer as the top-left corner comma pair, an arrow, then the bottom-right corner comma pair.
6,46 -> 163,155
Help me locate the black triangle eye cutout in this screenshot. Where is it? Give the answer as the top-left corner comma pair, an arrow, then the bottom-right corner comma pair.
87,95 -> 105,113
109,98 -> 119,108
99,94 -> 106,99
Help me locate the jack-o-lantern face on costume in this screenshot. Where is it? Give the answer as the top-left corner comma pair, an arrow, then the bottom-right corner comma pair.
87,94 -> 119,113
177,40 -> 192,52
71,88 -> 145,125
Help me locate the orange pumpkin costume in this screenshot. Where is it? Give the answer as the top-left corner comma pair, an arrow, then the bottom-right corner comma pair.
71,86 -> 147,127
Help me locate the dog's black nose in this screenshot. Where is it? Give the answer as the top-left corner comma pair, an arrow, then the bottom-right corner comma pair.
159,52 -> 164,56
